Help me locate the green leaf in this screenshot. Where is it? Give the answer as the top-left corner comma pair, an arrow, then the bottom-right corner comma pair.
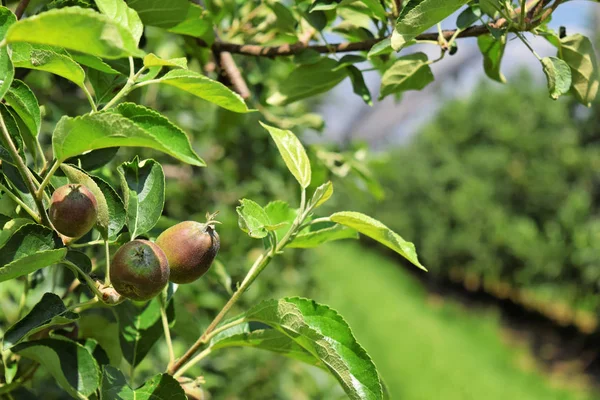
391,0 -> 470,50
52,103 -> 205,166
0,6 -> 15,39
143,53 -> 187,69
4,80 -> 41,141
264,200 -> 297,240
88,68 -> 127,104
168,3 -> 212,40
45,0 -> 97,10
260,122 -> 311,188
236,199 -> 272,239
0,103 -> 24,164
94,0 -> 143,44
310,0 -> 338,12
294,49 -> 322,65
60,163 -> 109,237
117,157 -> 164,239
477,34 -> 506,83
1,167 -> 37,215
347,65 -> 372,106
359,0 -> 388,21
0,7 -> 16,102
480,0 -> 501,16
3,293 -> 78,349
5,7 -> 144,59
78,312 -> 121,366
269,2 -> 297,34
456,5 -> 482,29
2,353 -> 17,384
65,250 -> 92,276
10,43 -> 86,88
110,102 -> 204,163
211,324 -> 321,366
229,297 -> 383,400
289,224 -> 358,248
2,164 -> 39,212
330,211 -> 426,270
64,147 -> 119,171
379,52 -> 434,99
267,58 -> 347,106
0,140 -> 12,164
156,69 -> 251,113
303,11 -> 335,31
69,52 -> 121,74
367,38 -> 393,58
113,297 -> 174,367
309,181 -> 333,209
263,202 -> 295,239
83,337 -> 110,368
0,6 -> 14,40
0,248 -> 66,281
0,217 -> 32,248
137,66 -> 161,83
127,0 -> 190,29
0,224 -> 66,281
541,56 -> 572,100
559,34 -> 599,107
13,337 -> 100,398
91,175 -> 126,239
101,365 -> 186,399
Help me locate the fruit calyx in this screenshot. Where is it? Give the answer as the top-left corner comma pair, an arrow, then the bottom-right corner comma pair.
204,211 -> 222,229
110,239 -> 170,301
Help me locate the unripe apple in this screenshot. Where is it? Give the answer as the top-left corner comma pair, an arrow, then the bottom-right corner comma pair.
110,239 -> 170,301
156,214 -> 220,284
49,184 -> 98,238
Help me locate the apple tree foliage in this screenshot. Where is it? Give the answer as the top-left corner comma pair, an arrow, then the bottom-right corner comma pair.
0,0 -> 597,398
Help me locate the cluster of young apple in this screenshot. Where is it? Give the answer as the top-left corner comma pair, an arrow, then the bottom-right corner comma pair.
49,184 -> 220,301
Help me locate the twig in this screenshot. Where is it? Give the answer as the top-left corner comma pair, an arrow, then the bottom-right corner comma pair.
69,239 -> 106,248
101,65 -> 148,110
173,347 -> 212,379
209,24 -> 492,57
14,0 -> 30,19
36,159 -> 59,199
205,26 -> 251,100
528,0 -> 545,20
0,112 -> 49,225
82,85 -> 98,113
169,316 -> 244,376
392,0 -> 402,17
161,305 -> 175,366
66,297 -> 99,312
204,2 -> 557,59
168,252 -> 271,374
104,240 -> 111,286
62,260 -> 104,300
169,189 -> 309,376
216,51 -> 251,99
0,181 -> 40,222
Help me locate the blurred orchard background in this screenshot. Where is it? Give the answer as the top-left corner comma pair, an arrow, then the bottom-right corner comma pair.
2,2 -> 600,400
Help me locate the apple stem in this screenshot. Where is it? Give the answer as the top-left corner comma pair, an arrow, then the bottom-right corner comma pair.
169,189 -> 308,376
104,240 -> 111,286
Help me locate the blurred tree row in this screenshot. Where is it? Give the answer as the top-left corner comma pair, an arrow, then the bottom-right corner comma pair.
343,73 -> 600,312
